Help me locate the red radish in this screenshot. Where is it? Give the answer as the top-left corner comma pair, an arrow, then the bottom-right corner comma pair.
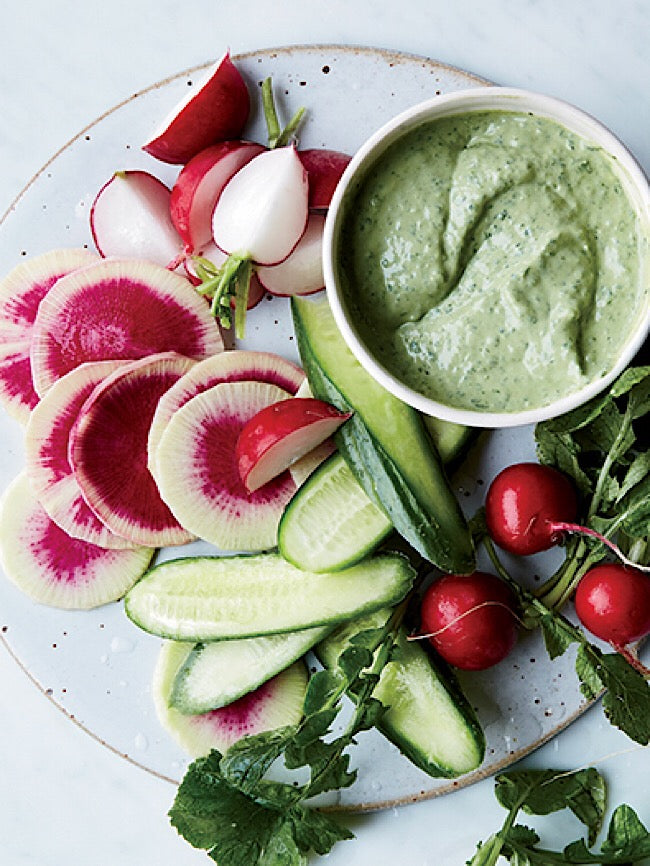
287,378 -> 337,486
142,52 -> 249,165
90,171 -> 183,268
256,213 -> 325,296
170,141 -> 265,251
419,572 -> 519,671
29,258 -> 223,396
212,145 -> 309,265
153,641 -> 307,757
575,564 -> 650,649
236,397 -> 350,492
299,148 -> 351,209
152,380 -> 296,551
184,242 -> 266,309
0,472 -> 153,609
147,349 -> 304,475
69,353 -> 197,547
24,360 -> 136,549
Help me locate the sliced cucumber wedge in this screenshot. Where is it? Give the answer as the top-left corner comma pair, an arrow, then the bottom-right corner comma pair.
317,609 -> 485,778
291,295 -> 475,574
125,551 -> 415,641
170,625 -> 331,714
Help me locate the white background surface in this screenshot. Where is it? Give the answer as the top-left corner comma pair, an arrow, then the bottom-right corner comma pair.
0,1 -> 648,864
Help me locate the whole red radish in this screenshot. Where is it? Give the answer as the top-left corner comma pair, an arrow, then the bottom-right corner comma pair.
298,148 -> 351,209
142,52 -> 249,164
485,462 -> 578,556
575,564 -> 650,648
420,571 -> 519,670
236,397 -> 351,492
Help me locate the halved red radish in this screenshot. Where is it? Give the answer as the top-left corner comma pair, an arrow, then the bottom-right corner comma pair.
142,52 -> 250,164
170,141 -> 265,252
69,353 -> 197,547
30,259 -> 223,396
184,242 -> 265,309
153,640 -> 306,757
299,148 -> 351,209
287,379 -> 337,487
212,145 -> 309,265
147,349 -> 304,475
25,360 -> 137,549
236,397 -> 351,492
0,472 -> 153,609
90,171 -> 183,267
256,213 -> 325,296
152,380 -> 296,551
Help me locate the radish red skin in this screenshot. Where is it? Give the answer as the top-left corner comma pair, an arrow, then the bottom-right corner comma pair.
420,572 -> 519,671
299,149 -> 351,209
575,564 -> 650,646
485,462 -> 578,555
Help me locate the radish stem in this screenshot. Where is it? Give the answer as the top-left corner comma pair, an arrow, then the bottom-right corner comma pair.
192,253 -> 252,337
261,77 -> 305,149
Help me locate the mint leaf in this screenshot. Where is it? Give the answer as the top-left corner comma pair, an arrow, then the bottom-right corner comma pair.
535,427 -> 592,496
288,804 -> 354,854
602,804 -> 650,858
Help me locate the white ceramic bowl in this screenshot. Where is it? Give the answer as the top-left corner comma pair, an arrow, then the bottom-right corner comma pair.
324,87 -> 650,428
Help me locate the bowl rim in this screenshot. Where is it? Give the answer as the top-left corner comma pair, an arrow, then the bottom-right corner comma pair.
323,86 -> 650,428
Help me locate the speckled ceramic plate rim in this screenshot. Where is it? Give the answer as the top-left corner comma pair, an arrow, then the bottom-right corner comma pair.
0,44 -> 603,812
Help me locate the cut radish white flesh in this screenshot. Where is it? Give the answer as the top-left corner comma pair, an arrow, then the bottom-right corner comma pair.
69,353 -> 197,547
184,241 -> 266,308
147,349 -> 304,475
152,380 -> 296,551
170,141 -> 265,251
256,213 -> 325,296
153,640 -> 307,757
142,52 -> 250,164
0,472 -> 153,609
25,360 -> 136,549
236,397 -> 351,492
212,145 -> 309,265
288,378 -> 337,487
30,258 -> 223,396
299,148 -> 351,209
90,171 -> 183,267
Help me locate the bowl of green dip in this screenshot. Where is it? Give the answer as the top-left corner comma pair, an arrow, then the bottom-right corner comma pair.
324,88 -> 649,428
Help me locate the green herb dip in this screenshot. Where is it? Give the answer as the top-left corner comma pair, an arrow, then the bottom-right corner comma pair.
337,111 -> 646,413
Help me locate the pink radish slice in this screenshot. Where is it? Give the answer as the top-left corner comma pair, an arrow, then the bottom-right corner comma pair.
30,258 -> 223,396
256,213 -> 325,297
0,472 -> 154,609
170,141 -> 265,251
25,360 -> 137,549
288,378 -> 337,487
299,148 -> 351,209
212,145 -> 309,266
152,380 -> 296,551
90,171 -> 183,268
147,349 -> 304,475
236,398 -> 351,492
153,641 -> 307,757
0,341 -> 40,424
142,52 -> 249,165
69,353 -> 197,547
184,242 -> 266,309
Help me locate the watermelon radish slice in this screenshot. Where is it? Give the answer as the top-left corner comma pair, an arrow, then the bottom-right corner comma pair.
30,258 -> 223,396
0,248 -> 98,422
0,472 -> 154,609
147,349 -> 304,475
153,640 -> 307,757
25,360 -> 136,549
69,353 -> 197,547
256,213 -> 325,297
152,380 -> 296,551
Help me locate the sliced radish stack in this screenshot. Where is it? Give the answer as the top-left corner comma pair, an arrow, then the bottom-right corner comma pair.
147,349 -> 305,475
90,171 -> 183,267
152,380 -> 296,551
170,141 -> 265,252
0,248 -> 98,422
25,360 -> 137,549
30,258 -> 223,396
69,353 -> 197,547
256,213 -> 325,296
142,52 -> 250,164
298,148 -> 351,209
0,472 -> 153,609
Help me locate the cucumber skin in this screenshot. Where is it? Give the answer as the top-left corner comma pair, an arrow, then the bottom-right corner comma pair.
291,296 -> 475,574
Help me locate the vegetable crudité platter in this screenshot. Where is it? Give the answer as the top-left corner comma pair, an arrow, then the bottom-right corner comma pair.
0,42 -> 648,830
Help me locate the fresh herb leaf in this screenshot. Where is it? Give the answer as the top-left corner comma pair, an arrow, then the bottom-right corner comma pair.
601,805 -> 650,858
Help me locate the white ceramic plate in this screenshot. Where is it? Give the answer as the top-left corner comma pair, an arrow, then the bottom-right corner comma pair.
0,45 -> 591,810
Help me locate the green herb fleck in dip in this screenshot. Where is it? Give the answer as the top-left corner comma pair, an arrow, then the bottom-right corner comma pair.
338,111 -> 647,413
